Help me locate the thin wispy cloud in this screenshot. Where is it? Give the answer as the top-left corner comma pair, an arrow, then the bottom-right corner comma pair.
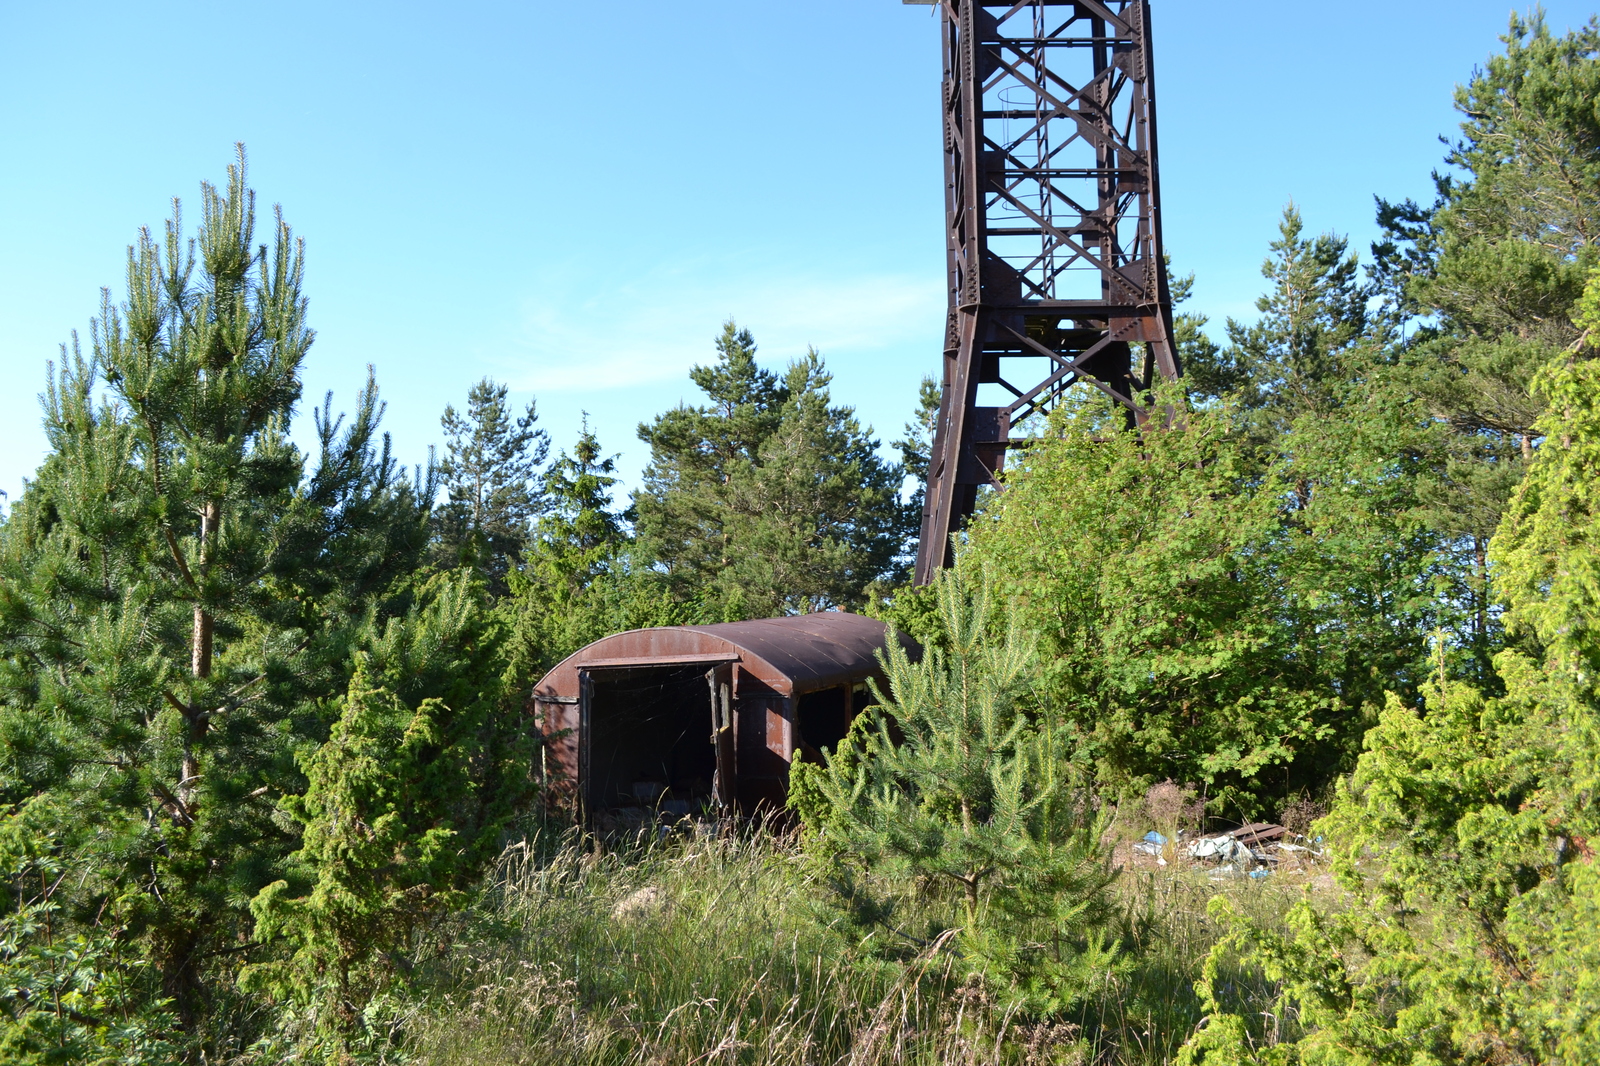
497,261 -> 943,394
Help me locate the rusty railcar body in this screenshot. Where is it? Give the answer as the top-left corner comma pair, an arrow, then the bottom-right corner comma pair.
532,613 -> 914,818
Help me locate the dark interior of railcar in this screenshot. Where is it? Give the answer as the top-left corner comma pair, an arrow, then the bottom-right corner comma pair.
796,687 -> 849,754
586,664 -> 717,817
796,681 -> 879,756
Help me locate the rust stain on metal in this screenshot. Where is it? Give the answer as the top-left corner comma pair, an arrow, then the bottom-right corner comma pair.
531,613 -> 917,822
913,1 -> 1183,584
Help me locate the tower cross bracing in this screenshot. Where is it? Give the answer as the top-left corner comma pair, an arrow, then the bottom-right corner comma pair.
910,0 -> 1182,584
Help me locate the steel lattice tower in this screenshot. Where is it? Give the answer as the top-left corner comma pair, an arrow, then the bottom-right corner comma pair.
907,0 -> 1181,584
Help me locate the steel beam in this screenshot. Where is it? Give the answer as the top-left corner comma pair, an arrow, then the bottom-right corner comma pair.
912,0 -> 1181,585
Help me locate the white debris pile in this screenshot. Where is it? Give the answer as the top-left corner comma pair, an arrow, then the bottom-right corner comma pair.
1131,822 -> 1324,878
1186,834 -> 1252,863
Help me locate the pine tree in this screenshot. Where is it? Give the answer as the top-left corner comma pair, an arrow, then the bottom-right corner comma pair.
634,320 -> 787,598
793,568 -> 1118,1015
435,377 -> 549,592
720,350 -> 908,614
1369,13 -> 1600,676
634,322 -> 907,615
0,150 -> 436,1045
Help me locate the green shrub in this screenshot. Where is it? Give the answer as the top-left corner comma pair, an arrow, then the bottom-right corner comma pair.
1179,271 -> 1600,1065
793,568 -> 1120,1017
0,801 -> 180,1065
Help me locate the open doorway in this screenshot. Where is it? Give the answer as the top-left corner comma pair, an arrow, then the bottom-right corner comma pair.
582,663 -> 719,819
797,686 -> 850,757
796,681 -> 881,760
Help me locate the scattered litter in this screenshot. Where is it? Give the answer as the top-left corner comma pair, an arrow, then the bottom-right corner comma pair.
1133,830 -> 1169,856
1130,820 -> 1323,874
1187,835 -> 1251,863
1229,822 -> 1288,848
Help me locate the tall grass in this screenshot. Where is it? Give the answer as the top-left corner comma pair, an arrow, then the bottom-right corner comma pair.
407,830 -> 1311,1065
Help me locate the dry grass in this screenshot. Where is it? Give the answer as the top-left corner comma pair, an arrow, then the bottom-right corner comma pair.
400,826 -> 1324,1065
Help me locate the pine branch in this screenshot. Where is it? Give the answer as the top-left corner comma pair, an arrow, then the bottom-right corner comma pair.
150,781 -> 195,827
162,689 -> 199,724
163,526 -> 197,591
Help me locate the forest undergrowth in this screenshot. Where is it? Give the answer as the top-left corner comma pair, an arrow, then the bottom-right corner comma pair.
407,827 -> 1323,1066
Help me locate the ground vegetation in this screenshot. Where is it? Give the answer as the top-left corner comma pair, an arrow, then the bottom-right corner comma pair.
1,12 -> 1598,1064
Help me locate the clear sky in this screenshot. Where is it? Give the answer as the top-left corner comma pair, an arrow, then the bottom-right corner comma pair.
2,1 -> 1595,509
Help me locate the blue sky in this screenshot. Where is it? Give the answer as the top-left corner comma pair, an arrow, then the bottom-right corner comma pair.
2,1 -> 1595,508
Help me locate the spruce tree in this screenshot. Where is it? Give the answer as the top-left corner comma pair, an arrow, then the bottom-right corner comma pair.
1165,268 -> 1230,405
524,416 -> 628,602
1206,204 -> 1373,427
502,420 -> 675,680
893,374 -> 941,569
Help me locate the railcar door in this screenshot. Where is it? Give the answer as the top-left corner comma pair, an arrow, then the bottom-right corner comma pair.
707,662 -> 736,810
578,669 -> 594,820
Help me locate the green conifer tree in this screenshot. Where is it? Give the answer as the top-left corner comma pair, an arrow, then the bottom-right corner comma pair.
434,377 -> 549,593
1180,268 -> 1600,1064
635,322 -> 908,616
895,374 -> 940,528
501,420 -> 681,680
634,321 -> 787,600
525,416 -> 628,602
720,350 -> 907,614
1198,205 -> 1372,427
244,574 -> 533,1044
1371,14 -> 1600,670
794,569 -> 1118,1015
0,149 -> 436,1047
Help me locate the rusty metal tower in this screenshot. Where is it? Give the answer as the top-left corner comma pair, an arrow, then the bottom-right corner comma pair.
907,0 -> 1182,584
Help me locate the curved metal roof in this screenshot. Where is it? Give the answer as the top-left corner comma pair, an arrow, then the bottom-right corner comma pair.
534,612 -> 915,698
678,613 -> 910,692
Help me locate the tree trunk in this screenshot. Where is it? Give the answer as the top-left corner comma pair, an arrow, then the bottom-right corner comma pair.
1474,535 -> 1489,667
191,502 -> 216,681
182,501 -> 217,809
158,927 -> 206,1039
